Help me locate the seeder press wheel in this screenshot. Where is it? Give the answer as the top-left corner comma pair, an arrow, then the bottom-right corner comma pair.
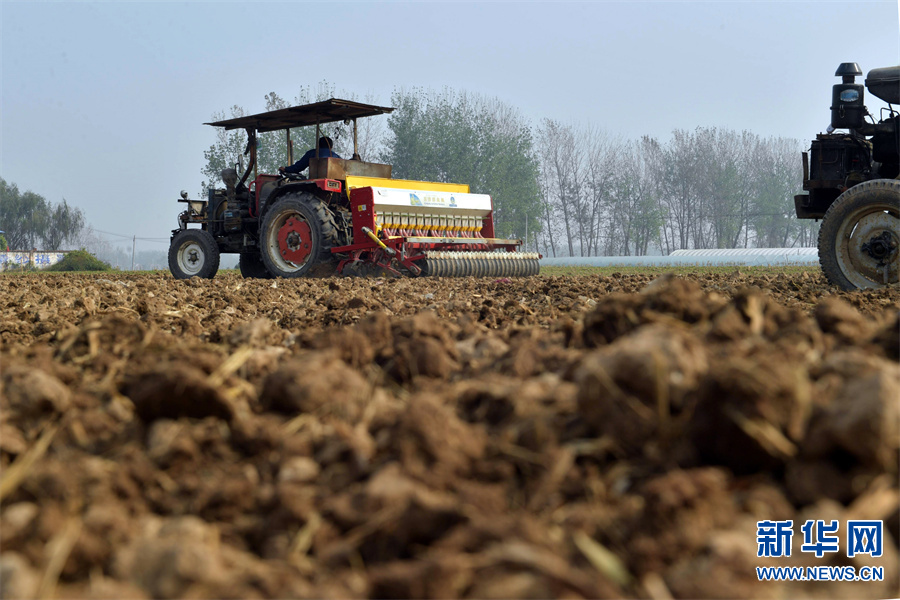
423,251 -> 541,277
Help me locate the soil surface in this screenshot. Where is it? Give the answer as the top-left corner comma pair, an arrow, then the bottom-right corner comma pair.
1,270 -> 898,599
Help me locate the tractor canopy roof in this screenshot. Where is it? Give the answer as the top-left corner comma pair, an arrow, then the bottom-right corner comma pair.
206,98 -> 395,132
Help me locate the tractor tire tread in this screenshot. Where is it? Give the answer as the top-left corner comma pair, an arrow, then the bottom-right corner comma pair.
260,192 -> 339,278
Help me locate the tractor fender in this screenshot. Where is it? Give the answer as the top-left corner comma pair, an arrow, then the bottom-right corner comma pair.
259,181 -> 328,227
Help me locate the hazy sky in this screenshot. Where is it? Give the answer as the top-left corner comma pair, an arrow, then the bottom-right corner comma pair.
1,1 -> 898,252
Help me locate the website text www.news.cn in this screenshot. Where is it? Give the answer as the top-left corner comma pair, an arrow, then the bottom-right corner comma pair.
756,519 -> 885,583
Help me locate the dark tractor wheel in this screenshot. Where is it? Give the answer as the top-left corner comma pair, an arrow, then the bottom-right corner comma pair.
168,229 -> 220,279
239,252 -> 273,279
818,179 -> 900,290
259,192 -> 340,278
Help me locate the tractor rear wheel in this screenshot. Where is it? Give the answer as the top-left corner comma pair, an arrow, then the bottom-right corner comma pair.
168,229 -> 220,279
260,193 -> 339,278
818,179 -> 900,290
239,252 -> 272,279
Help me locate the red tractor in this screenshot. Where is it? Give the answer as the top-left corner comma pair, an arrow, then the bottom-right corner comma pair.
168,99 -> 539,279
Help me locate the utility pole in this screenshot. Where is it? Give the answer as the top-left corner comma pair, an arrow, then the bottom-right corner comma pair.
30,207 -> 35,269
131,236 -> 136,271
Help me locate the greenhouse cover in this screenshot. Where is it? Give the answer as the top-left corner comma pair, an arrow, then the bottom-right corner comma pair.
540,248 -> 818,268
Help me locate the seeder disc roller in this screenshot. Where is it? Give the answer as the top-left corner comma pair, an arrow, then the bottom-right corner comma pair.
423,251 -> 541,277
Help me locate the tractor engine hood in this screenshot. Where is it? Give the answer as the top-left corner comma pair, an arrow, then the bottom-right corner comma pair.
866,66 -> 900,105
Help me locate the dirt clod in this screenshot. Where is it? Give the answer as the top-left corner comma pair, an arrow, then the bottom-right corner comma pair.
1,270 -> 897,598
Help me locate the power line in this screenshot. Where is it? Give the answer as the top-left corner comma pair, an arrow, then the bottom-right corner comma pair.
92,228 -> 132,239
94,228 -> 169,240
92,229 -> 170,244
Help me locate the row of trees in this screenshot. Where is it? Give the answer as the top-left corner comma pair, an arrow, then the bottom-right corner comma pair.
201,86 -> 815,256
537,125 -> 816,257
0,178 -> 86,250
382,89 -> 542,239
0,180 -> 158,269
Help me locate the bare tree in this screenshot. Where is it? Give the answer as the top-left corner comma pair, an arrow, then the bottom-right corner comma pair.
538,119 -> 583,256
583,126 -> 619,255
42,199 -> 85,250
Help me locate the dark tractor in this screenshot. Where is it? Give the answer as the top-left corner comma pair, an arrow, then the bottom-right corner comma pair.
795,62 -> 899,289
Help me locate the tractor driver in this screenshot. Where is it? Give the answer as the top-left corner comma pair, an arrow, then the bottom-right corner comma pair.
279,136 -> 341,176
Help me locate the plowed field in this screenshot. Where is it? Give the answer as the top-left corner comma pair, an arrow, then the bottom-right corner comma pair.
1,270 -> 898,599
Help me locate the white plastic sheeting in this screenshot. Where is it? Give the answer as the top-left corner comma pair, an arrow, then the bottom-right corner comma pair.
540,248 -> 818,268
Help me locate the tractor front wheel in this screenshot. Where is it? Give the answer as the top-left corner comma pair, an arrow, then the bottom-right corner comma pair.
260,193 -> 339,278
168,229 -> 220,279
818,179 -> 900,290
